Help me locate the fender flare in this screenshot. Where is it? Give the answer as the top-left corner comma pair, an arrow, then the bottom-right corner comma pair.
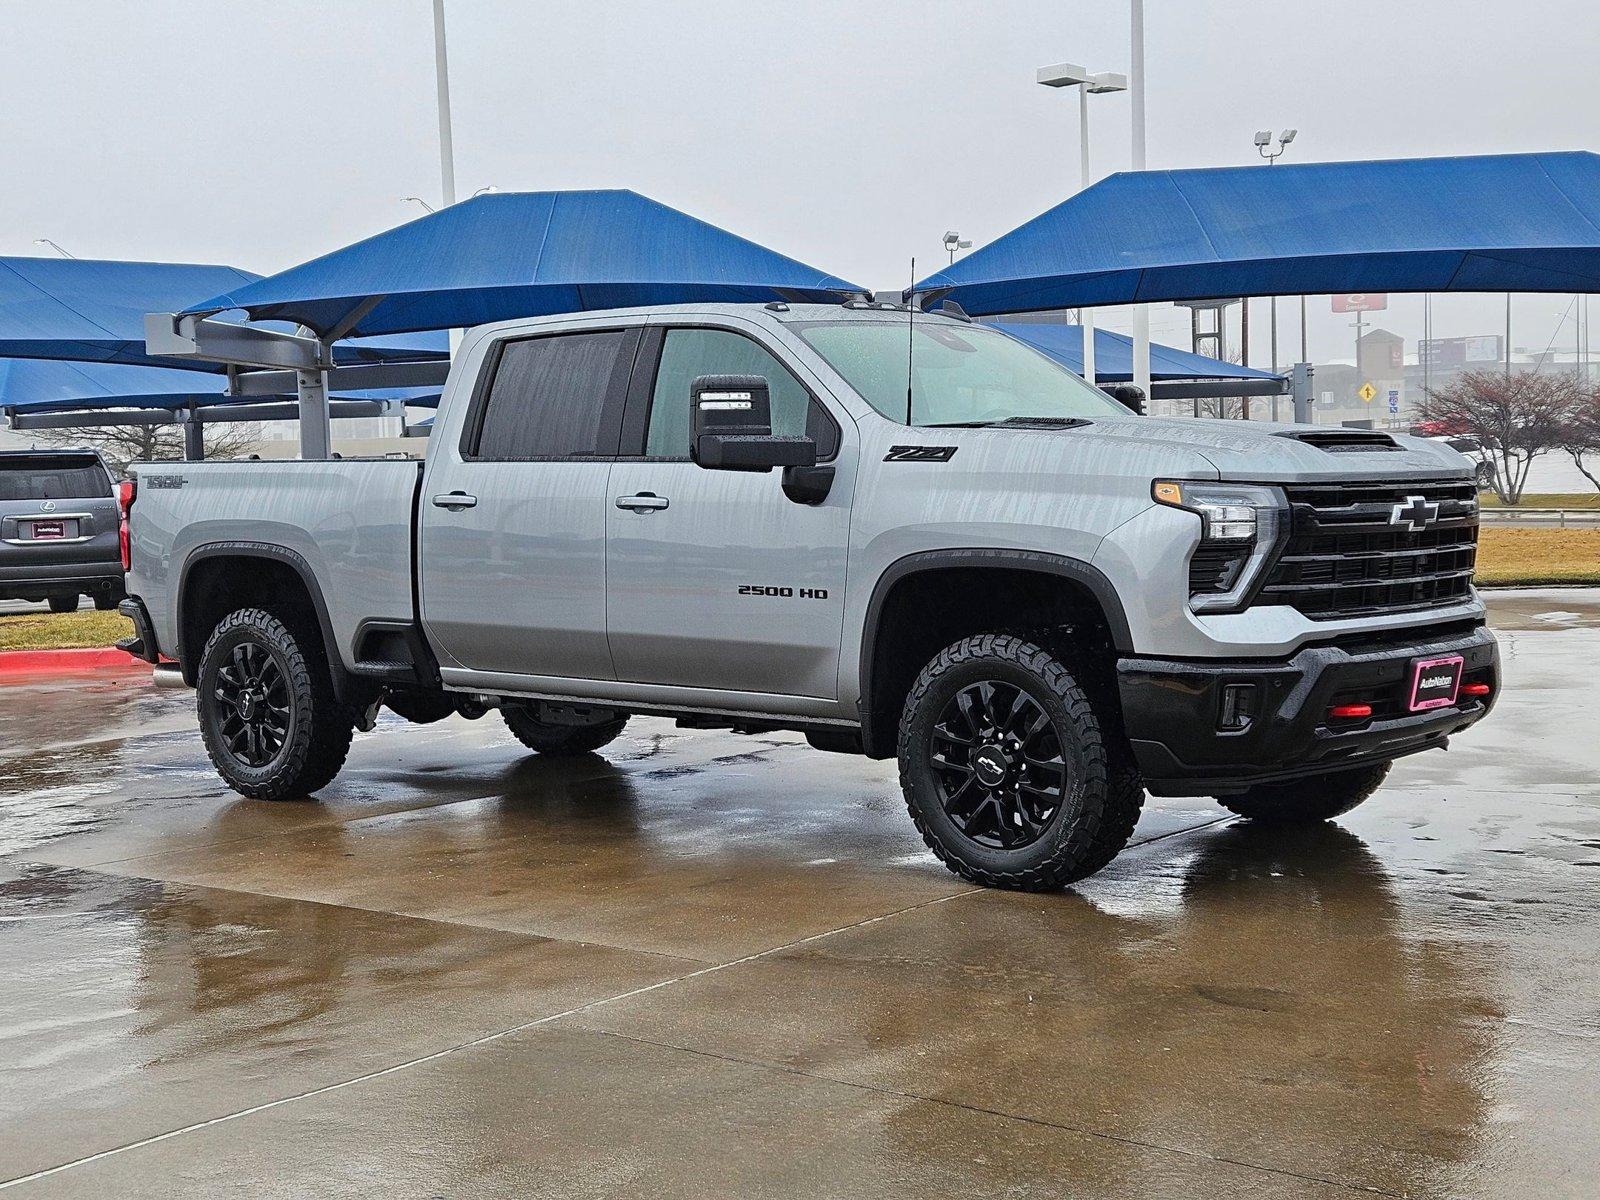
856,548 -> 1133,755
177,541 -> 347,693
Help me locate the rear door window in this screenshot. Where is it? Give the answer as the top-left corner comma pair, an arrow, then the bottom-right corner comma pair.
468,330 -> 633,460
0,455 -> 111,502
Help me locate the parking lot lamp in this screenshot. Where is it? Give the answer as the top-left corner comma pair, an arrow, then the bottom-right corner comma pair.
1037,63 -> 1128,389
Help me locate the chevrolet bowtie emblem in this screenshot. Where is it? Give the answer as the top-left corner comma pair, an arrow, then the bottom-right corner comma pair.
1390,495 -> 1440,532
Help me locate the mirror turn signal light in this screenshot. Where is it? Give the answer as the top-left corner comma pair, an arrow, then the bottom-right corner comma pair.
1328,703 -> 1373,720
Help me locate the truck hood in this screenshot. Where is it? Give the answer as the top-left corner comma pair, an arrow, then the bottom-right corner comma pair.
1064,416 -> 1472,482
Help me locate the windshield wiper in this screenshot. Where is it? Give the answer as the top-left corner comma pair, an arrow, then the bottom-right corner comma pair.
920,417 -> 1093,430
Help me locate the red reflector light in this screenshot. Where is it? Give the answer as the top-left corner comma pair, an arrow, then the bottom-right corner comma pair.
1461,682 -> 1492,697
1329,703 -> 1373,720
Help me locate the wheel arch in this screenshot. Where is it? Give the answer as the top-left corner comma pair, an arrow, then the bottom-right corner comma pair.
177,542 -> 354,701
856,549 -> 1132,759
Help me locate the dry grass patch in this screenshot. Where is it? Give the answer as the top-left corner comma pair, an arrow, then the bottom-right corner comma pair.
0,610 -> 134,652
1480,492 -> 1600,509
1476,528 -> 1600,586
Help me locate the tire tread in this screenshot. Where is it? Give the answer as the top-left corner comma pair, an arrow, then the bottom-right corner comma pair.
898,633 -> 1143,891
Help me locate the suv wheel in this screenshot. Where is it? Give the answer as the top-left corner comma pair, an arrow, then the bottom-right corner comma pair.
898,634 -> 1143,890
1217,762 -> 1390,824
48,595 -> 79,613
503,705 -> 628,756
197,608 -> 354,800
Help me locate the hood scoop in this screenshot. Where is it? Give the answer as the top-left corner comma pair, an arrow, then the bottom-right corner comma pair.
1274,429 -> 1401,453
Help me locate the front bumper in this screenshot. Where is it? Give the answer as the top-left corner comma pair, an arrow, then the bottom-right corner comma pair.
1118,622 -> 1498,796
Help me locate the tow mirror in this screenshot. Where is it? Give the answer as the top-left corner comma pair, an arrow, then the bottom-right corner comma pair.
690,374 -> 817,471
1107,384 -> 1146,415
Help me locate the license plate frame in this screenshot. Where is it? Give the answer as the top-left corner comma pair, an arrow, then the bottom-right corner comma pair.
28,519 -> 69,540
1408,654 -> 1464,712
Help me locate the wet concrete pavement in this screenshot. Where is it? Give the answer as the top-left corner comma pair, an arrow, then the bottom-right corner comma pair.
1,591 -> 1597,1197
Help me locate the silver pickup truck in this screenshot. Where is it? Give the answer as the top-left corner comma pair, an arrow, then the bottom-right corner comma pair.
121,301 -> 1498,889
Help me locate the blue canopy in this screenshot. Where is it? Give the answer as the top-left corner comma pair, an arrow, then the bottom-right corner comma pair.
181,189 -> 866,337
0,256 -> 447,370
0,357 -> 439,415
991,322 -> 1279,382
916,152 -> 1600,315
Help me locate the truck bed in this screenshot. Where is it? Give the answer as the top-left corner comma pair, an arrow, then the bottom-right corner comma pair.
127,458 -> 424,671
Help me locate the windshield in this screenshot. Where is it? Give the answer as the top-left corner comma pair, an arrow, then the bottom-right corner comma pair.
794,320 -> 1127,426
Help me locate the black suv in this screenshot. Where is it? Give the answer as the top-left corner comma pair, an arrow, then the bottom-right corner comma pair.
0,450 -> 126,612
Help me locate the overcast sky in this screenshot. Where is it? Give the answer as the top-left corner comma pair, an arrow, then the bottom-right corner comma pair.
2,0 -> 1595,365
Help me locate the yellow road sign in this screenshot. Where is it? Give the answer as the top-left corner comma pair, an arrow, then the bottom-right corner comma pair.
1358,382 -> 1377,403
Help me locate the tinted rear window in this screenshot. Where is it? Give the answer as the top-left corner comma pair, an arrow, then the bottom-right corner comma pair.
471,331 -> 629,460
0,456 -> 111,502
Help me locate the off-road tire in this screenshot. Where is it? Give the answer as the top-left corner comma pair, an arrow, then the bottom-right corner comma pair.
48,595 -> 79,613
898,633 -> 1144,891
503,706 -> 628,756
1217,762 -> 1391,824
197,607 -> 354,800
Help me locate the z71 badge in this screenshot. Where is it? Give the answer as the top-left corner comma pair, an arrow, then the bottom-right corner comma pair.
884,445 -> 957,462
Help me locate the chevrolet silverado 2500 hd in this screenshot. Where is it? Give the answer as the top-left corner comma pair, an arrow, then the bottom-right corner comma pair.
119,302 -> 1498,889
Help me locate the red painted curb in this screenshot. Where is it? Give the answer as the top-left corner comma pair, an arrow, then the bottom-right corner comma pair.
0,647 -> 148,680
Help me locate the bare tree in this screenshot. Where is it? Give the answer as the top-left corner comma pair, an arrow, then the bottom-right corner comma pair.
1418,371 -> 1574,504
1557,384 -> 1600,496
35,422 -> 260,477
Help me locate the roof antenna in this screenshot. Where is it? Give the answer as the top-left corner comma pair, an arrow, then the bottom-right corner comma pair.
905,258 -> 916,426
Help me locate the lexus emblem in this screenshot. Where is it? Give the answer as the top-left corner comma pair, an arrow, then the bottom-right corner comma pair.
1390,495 -> 1439,532
41,499 -> 56,513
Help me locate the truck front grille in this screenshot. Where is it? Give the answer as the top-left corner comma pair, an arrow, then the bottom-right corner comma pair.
1259,479 -> 1479,620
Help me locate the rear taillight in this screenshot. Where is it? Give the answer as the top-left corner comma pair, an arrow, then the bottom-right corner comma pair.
117,479 -> 135,571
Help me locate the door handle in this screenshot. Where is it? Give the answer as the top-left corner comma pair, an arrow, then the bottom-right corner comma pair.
615,492 -> 669,513
431,491 -> 478,510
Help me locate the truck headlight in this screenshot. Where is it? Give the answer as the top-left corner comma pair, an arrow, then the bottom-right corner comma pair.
1153,481 -> 1288,613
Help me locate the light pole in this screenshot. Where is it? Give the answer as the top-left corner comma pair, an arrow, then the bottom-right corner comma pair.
942,231 -> 971,265
1253,129 -> 1297,418
1037,63 -> 1128,390
401,196 -> 437,214
33,238 -> 76,259
1129,0 -> 1151,401
432,0 -> 457,210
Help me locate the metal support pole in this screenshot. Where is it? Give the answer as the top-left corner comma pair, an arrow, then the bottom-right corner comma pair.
1129,0 -> 1151,401
1423,293 -> 1432,400
1078,86 -> 1096,389
1291,362 -> 1313,424
1239,298 -> 1250,420
1269,297 -> 1279,421
1299,295 -> 1308,363
1505,293 -> 1512,379
296,368 -> 332,460
182,408 -> 204,461
432,0 -> 457,209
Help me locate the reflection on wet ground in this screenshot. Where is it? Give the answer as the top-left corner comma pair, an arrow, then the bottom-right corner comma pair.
1,591 -> 1597,1197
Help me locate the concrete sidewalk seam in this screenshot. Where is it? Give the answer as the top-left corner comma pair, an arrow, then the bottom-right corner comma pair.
0,886 -> 981,1191
560,1023 -> 1399,1198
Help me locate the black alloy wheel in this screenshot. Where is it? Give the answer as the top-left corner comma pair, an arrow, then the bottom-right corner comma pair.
212,641 -> 292,768
929,679 -> 1066,850
897,633 -> 1145,890
196,607 -> 354,800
